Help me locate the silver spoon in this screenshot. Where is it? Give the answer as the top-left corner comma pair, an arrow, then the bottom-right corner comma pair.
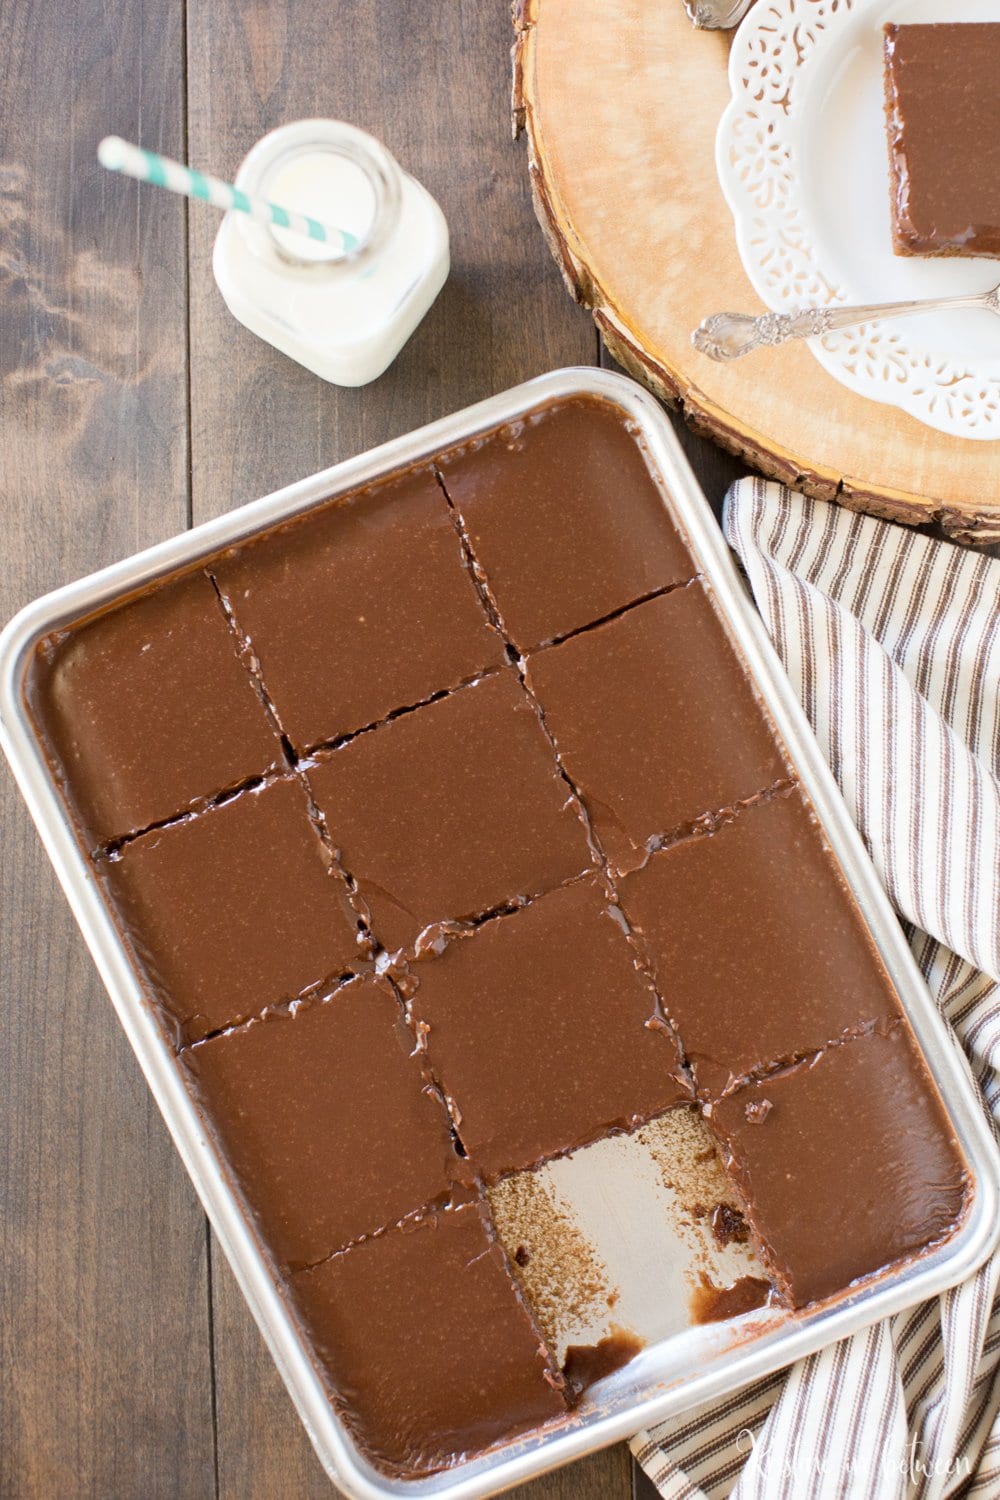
684,0 -> 755,28
692,282 -> 1000,361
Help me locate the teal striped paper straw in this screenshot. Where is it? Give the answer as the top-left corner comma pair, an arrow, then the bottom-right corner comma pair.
97,136 -> 358,254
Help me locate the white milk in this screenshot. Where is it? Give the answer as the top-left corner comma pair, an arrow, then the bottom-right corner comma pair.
266,151 -> 378,263
213,120 -> 449,387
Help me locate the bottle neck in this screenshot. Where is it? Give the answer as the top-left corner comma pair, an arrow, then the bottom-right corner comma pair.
233,121 -> 403,278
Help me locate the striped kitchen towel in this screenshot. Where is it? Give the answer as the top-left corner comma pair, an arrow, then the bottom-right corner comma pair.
632,478 -> 1000,1500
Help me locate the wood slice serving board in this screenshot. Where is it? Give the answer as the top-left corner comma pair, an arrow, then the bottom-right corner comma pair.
513,0 -> 1000,545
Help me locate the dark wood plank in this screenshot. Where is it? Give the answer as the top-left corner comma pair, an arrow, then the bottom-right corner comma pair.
0,2 -> 217,1497
183,4 -> 742,1496
633,1460 -> 663,1500
182,0 -> 615,1493
0,0 -> 749,1489
185,0 -> 596,510
521,1445 -> 635,1500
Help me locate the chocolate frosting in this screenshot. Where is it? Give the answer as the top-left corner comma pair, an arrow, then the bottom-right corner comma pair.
104,776 -> 361,1043
437,395 -> 694,652
27,569 -> 283,845
184,974 -> 467,1267
884,23 -> 1000,258
710,1027 -> 970,1307
213,465 -> 504,754
619,789 -> 904,1097
524,583 -> 791,874
407,877 -> 691,1179
290,1201 -> 566,1474
306,671 -> 594,952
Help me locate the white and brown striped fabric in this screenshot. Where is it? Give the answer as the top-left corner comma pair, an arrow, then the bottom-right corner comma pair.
632,479 -> 1000,1500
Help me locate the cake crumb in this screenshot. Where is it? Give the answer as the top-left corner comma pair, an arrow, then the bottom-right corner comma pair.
489,1171 -> 614,1347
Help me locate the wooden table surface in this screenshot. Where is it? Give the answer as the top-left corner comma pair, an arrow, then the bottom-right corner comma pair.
0,4 -> 741,1496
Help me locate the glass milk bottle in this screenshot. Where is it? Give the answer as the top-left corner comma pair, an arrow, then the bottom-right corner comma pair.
213,120 -> 449,387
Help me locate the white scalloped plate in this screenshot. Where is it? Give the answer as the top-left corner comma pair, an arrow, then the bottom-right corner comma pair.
717,0 -> 1000,440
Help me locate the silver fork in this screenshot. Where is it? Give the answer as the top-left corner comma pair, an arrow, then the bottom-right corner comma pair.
692,282 -> 1000,361
684,0 -> 755,28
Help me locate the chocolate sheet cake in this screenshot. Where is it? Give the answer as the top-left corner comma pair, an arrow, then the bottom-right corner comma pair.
26,394 -> 970,1476
883,23 -> 1000,259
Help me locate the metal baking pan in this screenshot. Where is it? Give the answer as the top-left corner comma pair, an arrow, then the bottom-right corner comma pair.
2,367 -> 997,1500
